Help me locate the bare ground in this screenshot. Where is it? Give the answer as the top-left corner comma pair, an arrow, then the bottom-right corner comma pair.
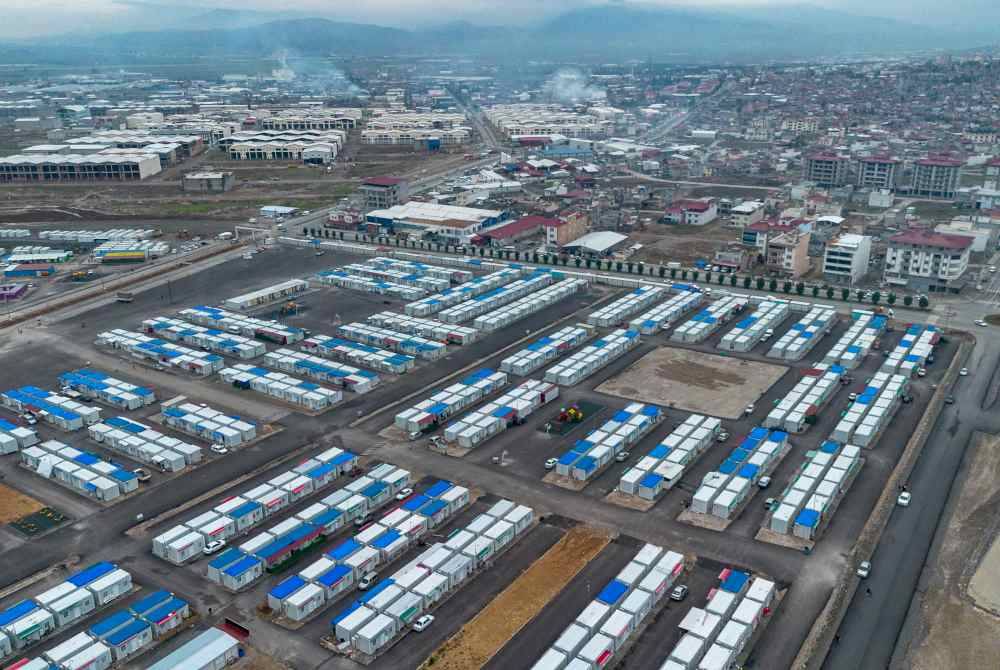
0,483 -> 44,524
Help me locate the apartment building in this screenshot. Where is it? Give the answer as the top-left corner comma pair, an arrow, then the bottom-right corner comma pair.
804,153 -> 850,187
663,198 -> 718,226
731,200 -> 766,227
360,177 -> 409,210
765,230 -> 812,278
884,229 -> 971,292
822,233 -> 872,284
910,158 -> 962,199
544,212 -> 589,247
857,156 -> 900,191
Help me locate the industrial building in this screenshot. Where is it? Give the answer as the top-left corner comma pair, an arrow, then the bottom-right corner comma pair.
361,128 -> 469,145
561,231 -> 629,257
884,229 -> 971,292
365,202 -> 511,244
84,132 -> 204,159
823,233 -> 872,284
260,108 -> 363,131
0,153 -> 162,182
367,111 -> 467,130
220,130 -> 345,162
485,104 -> 610,139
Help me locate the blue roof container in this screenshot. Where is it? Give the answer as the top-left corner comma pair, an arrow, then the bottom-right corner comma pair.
749,427 -> 769,440
358,579 -> 395,604
720,570 -> 750,594
639,473 -> 664,488
224,555 -> 261,577
68,561 -> 116,587
270,575 -> 307,600
129,590 -> 172,616
371,529 -> 402,550
418,499 -> 447,518
424,480 -> 453,498
795,509 -> 820,528
105,619 -> 150,646
596,579 -> 629,606
90,610 -> 134,637
144,597 -> 188,624
0,600 -> 38,627
738,463 -> 759,480
317,564 -> 352,588
820,441 -> 840,454
230,500 -> 263,519
401,494 -> 430,511
360,481 -> 388,499
332,601 -> 362,626
327,538 -> 361,562
208,548 -> 245,570
312,508 -> 343,528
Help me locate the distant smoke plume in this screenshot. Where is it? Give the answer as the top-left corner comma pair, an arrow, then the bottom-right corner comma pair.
543,68 -> 606,103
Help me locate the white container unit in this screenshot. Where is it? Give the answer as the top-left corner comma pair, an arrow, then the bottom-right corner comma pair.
316,269 -> 426,300
767,305 -> 837,361
403,268 -> 524,317
367,311 -> 479,345
474,279 -> 587,332
822,311 -> 887,369
262,348 -> 379,394
830,373 -> 907,447
500,325 -> 592,376
161,402 -> 256,447
95,329 -> 224,376
177,305 -> 305,344
718,300 -> 790,352
223,279 -> 308,311
394,368 -> 508,434
368,256 -> 473,284
339,262 -> 450,292
881,324 -> 939,376
302,334 -> 416,374
691,428 -> 789,519
142,316 -> 267,359
58,369 -> 156,410
544,329 -> 640,387
338,322 -> 448,361
588,285 -> 667,327
628,288 -> 703,334
90,416 -> 203,471
617,413 -> 720,499
763,365 -> 843,433
437,272 -> 556,324
221,364 -> 342,410
443,379 -> 559,449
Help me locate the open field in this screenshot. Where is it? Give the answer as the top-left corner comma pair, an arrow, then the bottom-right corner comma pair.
596,346 -> 788,419
0,483 -> 44,524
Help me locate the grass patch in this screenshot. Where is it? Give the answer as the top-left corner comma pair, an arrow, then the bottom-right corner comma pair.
0,484 -> 44,524
419,525 -> 612,670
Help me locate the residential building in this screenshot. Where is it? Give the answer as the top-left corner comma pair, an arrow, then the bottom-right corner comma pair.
182,171 -> 234,192
934,219 -> 991,253
910,157 -> 962,199
986,158 -> 1000,178
884,229 -> 972,292
956,183 -> 1000,211
964,128 -> 998,145
365,201 -> 510,244
360,177 -> 409,210
731,200 -> 766,227
544,212 -> 589,247
804,153 -> 849,187
765,230 -> 811,278
857,156 -> 900,191
823,233 -> 872,284
781,118 -> 819,133
663,198 -> 718,226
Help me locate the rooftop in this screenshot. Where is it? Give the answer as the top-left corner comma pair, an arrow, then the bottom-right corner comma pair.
562,231 -> 628,253
916,157 -> 963,168
362,176 -> 405,187
889,229 -> 972,250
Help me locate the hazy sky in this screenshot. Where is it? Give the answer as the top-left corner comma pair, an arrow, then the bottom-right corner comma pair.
2,0 -> 995,38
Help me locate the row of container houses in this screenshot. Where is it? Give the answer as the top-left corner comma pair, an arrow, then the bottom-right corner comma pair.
555,404 -> 662,483
177,305 -> 305,345
1,386 -> 101,432
443,379 -> 559,449
500,325 -> 593,376
262,348 -> 379,393
664,570 -> 778,670
588,285 -> 668,328
532,544 -> 685,670
88,416 -> 202,473
691,429 -> 790,520
369,256 -> 472,284
394,368 -> 508,436
58,369 -> 155,411
339,263 -> 450,293
474,278 -> 586,332
209,465 -> 412,592
544,329 -> 640,387
671,296 -> 749,343
367,311 -> 478,345
337,322 -> 447,361
437,272 -> 557,324
768,441 -> 862,540
220,365 -> 342,411
302,335 -> 416,374
20,440 -> 138,501
0,229 -> 30,239
618,413 -> 721,502
332,498 -> 528,658
222,279 -> 309,311
40,229 -> 155,243
766,306 -> 837,361
152,446 -> 359,565
0,418 -> 38,454
316,269 -> 426,300
141,316 -> 267,359
880,324 -> 938,376
95,330 -> 225,377
0,562 -> 131,655
822,311 -> 887,370
763,364 -> 845,434
628,287 -> 703,334
403,267 -> 525,317
830,372 -> 909,447
718,300 -> 790,353
161,402 -> 256,448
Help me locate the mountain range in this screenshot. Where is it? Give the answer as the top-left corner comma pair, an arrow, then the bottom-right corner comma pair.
3,4 -> 998,65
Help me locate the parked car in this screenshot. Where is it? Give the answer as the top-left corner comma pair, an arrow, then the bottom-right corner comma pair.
211,444 -> 229,455
975,319 -> 988,327
544,458 -> 558,470
358,572 -> 378,590
848,393 -> 858,401
395,487 -> 413,501
764,497 -> 777,510
670,585 -> 689,601
21,413 -> 37,426
757,476 -> 772,489
959,368 -> 969,376
202,539 -> 226,555
897,491 -> 912,507
916,368 -> 927,377
413,615 -> 435,632
615,451 -> 630,462
857,561 -> 871,579
133,468 -> 152,483
716,431 -> 730,443
944,396 -> 956,405
744,403 -> 755,416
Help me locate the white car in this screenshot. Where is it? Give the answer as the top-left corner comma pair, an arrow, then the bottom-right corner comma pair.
959,368 -> 969,376
744,403 -> 755,416
856,561 -> 871,579
395,487 -> 413,501
757,476 -> 772,489
211,444 -> 229,455
358,572 -> 378,590
544,458 -> 558,470
897,491 -> 912,507
202,539 -> 226,555
916,368 -> 927,378
413,614 -> 435,632
975,319 -> 988,327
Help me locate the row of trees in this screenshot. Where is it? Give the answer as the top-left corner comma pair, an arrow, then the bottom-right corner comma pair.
342,233 -> 930,310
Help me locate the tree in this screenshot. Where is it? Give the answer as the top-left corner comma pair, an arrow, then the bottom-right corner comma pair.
826,287 -> 835,299
730,274 -> 738,286
705,271 -> 712,283
743,276 -> 752,289
718,274 -> 726,285
783,280 -> 793,293
585,259 -> 592,269
871,291 -> 881,304
855,289 -> 864,302
768,278 -> 778,291
561,256 -> 569,266
887,293 -> 897,305
919,296 -> 929,309
616,261 -> 623,272
670,268 -> 677,279
811,285 -> 820,298
626,262 -> 634,273
575,258 -> 582,268
542,254 -> 550,264
692,271 -> 700,281
479,247 -> 485,257
756,277 -> 766,290
637,263 -> 644,275
532,253 -> 539,263
904,295 -> 913,307
658,266 -> 666,277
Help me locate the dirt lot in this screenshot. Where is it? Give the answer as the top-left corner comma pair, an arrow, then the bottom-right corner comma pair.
596,347 -> 789,419
0,483 -> 44,524
421,525 -> 613,670
906,432 -> 1000,670
629,219 -> 738,265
